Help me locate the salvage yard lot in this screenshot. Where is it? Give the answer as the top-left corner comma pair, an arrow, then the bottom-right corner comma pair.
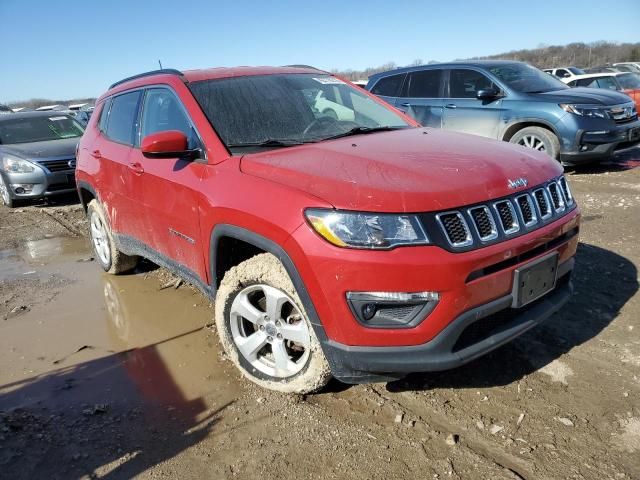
0,152 -> 639,479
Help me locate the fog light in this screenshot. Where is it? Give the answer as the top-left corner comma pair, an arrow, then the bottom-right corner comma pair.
362,303 -> 377,320
347,291 -> 440,328
11,183 -> 34,194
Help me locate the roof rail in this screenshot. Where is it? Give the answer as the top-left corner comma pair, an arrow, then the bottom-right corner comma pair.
282,64 -> 321,70
108,69 -> 184,90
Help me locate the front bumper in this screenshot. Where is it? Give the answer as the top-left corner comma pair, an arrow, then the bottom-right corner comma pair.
557,115 -> 640,165
323,259 -> 573,383
1,166 -> 76,199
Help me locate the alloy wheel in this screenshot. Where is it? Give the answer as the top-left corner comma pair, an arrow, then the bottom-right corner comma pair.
518,134 -> 546,152
229,284 -> 311,378
90,211 -> 111,266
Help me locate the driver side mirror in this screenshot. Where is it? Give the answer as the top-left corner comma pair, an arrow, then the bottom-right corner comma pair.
476,87 -> 501,100
141,130 -> 200,159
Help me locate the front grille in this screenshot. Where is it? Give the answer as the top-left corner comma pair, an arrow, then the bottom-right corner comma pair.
426,175 -> 576,252
469,206 -> 497,241
534,189 -> 551,219
437,212 -> 472,247
39,158 -> 75,172
494,200 -> 519,235
608,104 -> 637,124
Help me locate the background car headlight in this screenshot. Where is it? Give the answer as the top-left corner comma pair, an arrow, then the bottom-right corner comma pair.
560,104 -> 607,119
2,155 -> 36,173
305,208 -> 429,249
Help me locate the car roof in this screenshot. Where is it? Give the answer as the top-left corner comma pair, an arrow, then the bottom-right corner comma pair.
368,60 -> 524,80
569,72 -> 628,80
106,65 -> 328,94
0,111 -> 71,122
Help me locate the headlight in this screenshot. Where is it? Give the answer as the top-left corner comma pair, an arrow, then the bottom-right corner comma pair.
560,104 -> 607,119
2,155 -> 36,173
305,208 -> 429,249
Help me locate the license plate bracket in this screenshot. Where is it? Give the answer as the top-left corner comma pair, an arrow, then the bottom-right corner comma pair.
511,253 -> 558,308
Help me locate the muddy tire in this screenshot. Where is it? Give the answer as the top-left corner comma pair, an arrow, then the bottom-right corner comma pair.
87,200 -> 138,274
214,253 -> 332,394
509,126 -> 560,160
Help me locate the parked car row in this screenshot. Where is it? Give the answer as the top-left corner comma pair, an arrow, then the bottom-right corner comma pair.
562,72 -> 640,110
366,61 -> 640,165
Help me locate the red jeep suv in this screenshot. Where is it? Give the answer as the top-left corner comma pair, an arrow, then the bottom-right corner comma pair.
76,66 -> 580,393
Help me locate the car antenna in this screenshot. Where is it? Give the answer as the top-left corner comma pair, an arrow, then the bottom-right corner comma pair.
158,59 -> 163,69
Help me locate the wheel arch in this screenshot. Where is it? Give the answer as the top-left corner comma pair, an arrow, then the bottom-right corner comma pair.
501,120 -> 560,142
77,180 -> 98,212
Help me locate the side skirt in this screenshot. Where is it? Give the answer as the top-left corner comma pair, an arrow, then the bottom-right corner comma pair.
114,233 -> 213,298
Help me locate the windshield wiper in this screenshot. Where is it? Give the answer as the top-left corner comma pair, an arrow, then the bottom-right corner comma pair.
227,139 -> 313,149
321,126 -> 407,141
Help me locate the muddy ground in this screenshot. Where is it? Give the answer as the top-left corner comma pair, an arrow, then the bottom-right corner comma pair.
0,152 -> 639,480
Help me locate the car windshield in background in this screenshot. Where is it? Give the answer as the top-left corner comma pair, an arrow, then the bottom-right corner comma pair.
569,67 -> 585,75
617,73 -> 640,90
189,74 -> 411,151
489,63 -> 569,93
0,115 -> 83,144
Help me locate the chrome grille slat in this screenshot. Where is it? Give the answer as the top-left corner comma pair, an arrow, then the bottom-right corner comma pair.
493,200 -> 520,235
38,158 -> 75,172
436,212 -> 473,247
468,206 -> 498,242
533,188 -> 552,220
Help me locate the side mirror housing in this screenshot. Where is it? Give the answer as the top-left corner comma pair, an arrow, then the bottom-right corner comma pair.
476,88 -> 500,100
141,130 -> 198,159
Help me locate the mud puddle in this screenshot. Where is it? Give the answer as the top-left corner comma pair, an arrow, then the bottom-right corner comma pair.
0,237 -> 241,416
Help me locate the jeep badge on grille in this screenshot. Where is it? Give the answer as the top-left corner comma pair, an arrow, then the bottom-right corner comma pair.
507,178 -> 528,189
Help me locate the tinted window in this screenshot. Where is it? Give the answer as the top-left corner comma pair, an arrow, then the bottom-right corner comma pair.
489,63 -> 568,93
105,91 -> 141,145
406,70 -> 442,98
576,78 -> 598,87
370,74 -> 405,97
556,69 -> 570,78
98,99 -> 111,133
596,77 -> 619,90
617,73 -> 640,89
568,67 -> 585,75
141,89 -> 198,148
449,69 -> 495,98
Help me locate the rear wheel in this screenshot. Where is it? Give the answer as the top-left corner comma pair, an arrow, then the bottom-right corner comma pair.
214,253 -> 332,393
87,200 -> 138,274
510,126 -> 560,160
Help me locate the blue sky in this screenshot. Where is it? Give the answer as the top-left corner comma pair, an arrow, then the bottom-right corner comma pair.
1,0 -> 638,102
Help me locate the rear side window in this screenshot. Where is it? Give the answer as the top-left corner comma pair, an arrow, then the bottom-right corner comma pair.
370,74 -> 405,97
576,78 -> 598,87
406,70 -> 442,98
596,77 -> 619,90
448,69 -> 496,98
105,91 -> 142,145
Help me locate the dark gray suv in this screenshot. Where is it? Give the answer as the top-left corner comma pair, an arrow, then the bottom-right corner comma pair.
367,61 -> 640,165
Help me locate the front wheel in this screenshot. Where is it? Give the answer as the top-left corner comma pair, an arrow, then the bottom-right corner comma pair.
214,253 -> 332,393
509,126 -> 560,160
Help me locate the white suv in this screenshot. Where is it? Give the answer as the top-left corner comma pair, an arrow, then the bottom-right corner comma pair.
543,67 -> 585,81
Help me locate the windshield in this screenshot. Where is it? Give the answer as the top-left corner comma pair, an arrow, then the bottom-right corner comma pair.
569,67 -> 585,75
489,63 -> 569,93
617,73 -> 640,90
189,74 -> 411,151
0,115 -> 83,144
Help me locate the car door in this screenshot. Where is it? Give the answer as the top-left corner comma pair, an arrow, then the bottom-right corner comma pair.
98,90 -> 145,238
129,87 -> 207,279
394,69 -> 444,128
441,68 -> 503,139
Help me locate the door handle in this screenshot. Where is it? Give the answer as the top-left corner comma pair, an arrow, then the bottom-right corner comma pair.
400,102 -> 411,107
445,104 -> 457,109
90,149 -> 102,159
128,162 -> 144,175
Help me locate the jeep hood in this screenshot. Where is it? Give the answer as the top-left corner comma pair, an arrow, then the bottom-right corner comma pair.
537,87 -> 632,105
240,128 -> 563,212
0,138 -> 79,160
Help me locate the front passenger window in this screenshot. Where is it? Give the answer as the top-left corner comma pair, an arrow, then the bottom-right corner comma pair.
449,69 -> 496,98
141,89 -> 198,148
